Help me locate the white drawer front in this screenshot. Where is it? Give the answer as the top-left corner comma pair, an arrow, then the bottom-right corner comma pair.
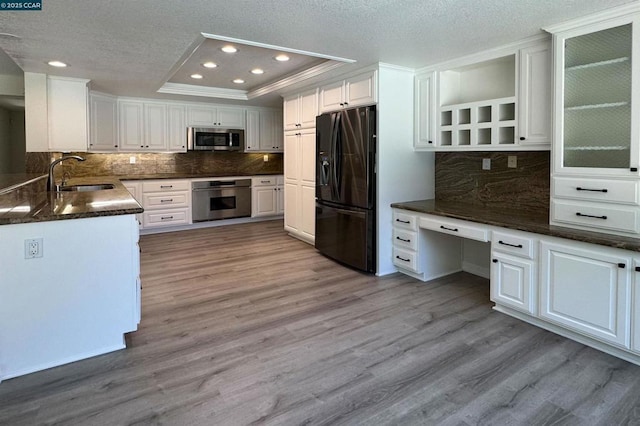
393,229 -> 418,251
252,176 -> 278,187
143,208 -> 190,227
420,216 -> 489,242
143,192 -> 189,209
553,177 -> 639,205
552,200 -> 639,234
393,210 -> 418,231
492,231 -> 535,259
393,247 -> 420,273
142,180 -> 190,192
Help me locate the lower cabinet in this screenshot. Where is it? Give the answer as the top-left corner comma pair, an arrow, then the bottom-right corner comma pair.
539,241 -> 631,347
633,259 -> 640,352
491,253 -> 536,315
141,180 -> 191,228
251,175 -> 284,217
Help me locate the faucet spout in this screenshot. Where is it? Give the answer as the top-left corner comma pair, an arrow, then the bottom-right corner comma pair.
47,155 -> 86,192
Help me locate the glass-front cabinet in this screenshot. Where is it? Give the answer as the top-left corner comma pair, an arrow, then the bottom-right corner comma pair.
551,15 -> 640,176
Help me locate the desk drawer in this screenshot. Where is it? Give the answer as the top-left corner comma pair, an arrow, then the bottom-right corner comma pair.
143,208 -> 190,228
552,200 -> 639,234
492,231 -> 535,259
142,180 -> 190,192
143,192 -> 189,209
393,210 -> 418,231
393,229 -> 418,251
553,177 -> 639,205
420,216 -> 489,242
393,247 -> 420,273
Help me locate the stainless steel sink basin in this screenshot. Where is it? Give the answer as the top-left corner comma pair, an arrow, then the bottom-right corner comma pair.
58,184 -> 115,192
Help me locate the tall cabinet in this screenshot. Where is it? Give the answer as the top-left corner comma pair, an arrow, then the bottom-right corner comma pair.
546,9 -> 640,237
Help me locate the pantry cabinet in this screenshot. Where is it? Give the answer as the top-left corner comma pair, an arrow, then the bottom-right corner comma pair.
284,129 -> 316,243
283,89 -> 318,130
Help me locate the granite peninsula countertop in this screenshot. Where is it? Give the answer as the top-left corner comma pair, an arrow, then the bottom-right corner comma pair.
0,176 -> 143,225
391,199 -> 640,252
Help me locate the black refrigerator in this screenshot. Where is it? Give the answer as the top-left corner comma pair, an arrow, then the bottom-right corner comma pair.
315,105 -> 376,273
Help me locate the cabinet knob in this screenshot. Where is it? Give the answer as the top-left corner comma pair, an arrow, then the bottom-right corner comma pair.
618,263 -> 626,269
492,259 -> 498,263
340,103 -> 344,106
344,102 -> 349,106
115,145 -> 118,148
519,137 -> 525,141
631,167 -> 638,172
635,266 -> 640,272
428,141 -> 433,144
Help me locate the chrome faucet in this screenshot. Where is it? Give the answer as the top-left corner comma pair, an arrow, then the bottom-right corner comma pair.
47,155 -> 86,191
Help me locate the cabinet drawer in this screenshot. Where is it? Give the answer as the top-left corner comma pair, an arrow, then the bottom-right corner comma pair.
552,200 -> 639,234
143,192 -> 189,209
393,229 -> 418,251
252,176 -> 279,187
492,231 -> 535,259
553,177 -> 639,205
392,247 -> 420,273
143,208 -> 190,227
142,180 -> 190,192
420,216 -> 489,242
393,210 -> 418,231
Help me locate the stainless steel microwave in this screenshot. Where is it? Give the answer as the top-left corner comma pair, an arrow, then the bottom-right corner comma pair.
187,127 -> 245,151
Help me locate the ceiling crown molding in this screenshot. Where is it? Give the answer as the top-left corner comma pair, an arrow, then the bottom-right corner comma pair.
157,82 -> 248,100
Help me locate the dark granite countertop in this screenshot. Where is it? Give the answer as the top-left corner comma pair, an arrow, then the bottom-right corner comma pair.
0,176 -> 143,225
0,173 -> 47,194
117,172 -> 282,181
391,199 -> 640,252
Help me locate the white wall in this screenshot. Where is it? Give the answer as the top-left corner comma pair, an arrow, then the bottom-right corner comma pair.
0,107 -> 10,173
377,64 -> 435,276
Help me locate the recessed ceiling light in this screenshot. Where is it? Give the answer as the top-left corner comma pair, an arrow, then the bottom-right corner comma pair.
48,60 -> 67,68
274,54 -> 290,62
250,68 -> 264,75
202,62 -> 217,68
191,73 -> 203,79
221,45 -> 238,53
233,79 -> 245,84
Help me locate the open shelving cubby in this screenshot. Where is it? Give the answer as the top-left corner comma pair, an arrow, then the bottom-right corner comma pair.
437,54 -> 517,148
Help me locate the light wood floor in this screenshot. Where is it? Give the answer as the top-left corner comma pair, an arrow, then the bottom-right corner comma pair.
2,220 -> 640,425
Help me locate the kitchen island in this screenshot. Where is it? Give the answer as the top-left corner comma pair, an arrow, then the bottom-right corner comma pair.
0,175 -> 143,382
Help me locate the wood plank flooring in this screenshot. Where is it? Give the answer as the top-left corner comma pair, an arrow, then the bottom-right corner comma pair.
2,219 -> 640,425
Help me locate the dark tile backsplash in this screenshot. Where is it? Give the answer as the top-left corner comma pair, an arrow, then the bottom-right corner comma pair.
26,151 -> 283,178
435,151 -> 550,216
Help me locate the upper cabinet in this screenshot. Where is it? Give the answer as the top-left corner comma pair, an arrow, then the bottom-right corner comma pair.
187,105 -> 245,128
547,15 -> 639,176
283,89 -> 318,130
117,99 -> 186,153
319,70 -> 377,113
413,39 -> 552,151
245,108 -> 283,152
48,76 -> 90,152
89,92 -> 118,151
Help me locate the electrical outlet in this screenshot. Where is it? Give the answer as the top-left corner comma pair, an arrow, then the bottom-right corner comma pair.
263,154 -> 269,162
24,238 -> 43,259
508,155 -> 517,168
482,158 -> 491,170
129,156 -> 136,164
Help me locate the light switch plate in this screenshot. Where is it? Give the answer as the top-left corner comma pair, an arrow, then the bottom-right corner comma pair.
508,155 -> 517,168
482,158 -> 491,170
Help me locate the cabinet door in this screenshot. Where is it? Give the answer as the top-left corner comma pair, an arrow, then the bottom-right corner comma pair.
167,105 -> 186,151
284,131 -> 300,182
187,106 -> 217,127
540,241 -> 631,346
252,186 -> 277,217
345,71 -> 376,108
217,107 -> 245,128
319,81 -> 345,113
277,185 -> 285,214
119,101 -> 145,151
144,103 -> 167,150
414,71 -> 436,149
300,129 -> 316,186
283,94 -> 299,130
245,110 -> 260,151
259,109 -> 276,151
89,93 -> 118,151
518,42 -> 551,145
299,89 -> 319,128
300,184 -> 316,241
491,253 -> 535,315
272,110 -> 283,151
48,77 -> 89,152
633,259 -> 640,352
284,181 -> 299,232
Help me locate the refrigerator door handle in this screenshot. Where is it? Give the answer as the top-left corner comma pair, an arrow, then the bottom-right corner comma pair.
331,113 -> 341,199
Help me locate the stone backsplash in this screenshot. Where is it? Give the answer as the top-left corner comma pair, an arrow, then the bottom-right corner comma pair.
435,151 -> 550,216
26,151 -> 284,178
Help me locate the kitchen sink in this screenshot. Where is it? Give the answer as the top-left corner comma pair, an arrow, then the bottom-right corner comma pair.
58,184 -> 115,192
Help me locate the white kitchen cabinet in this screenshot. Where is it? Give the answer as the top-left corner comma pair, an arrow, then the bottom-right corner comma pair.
319,71 -> 377,113
186,105 -> 245,128
277,175 -> 284,215
144,103 -> 168,151
540,240 -> 631,347
118,100 -> 145,151
518,41 -> 552,146
251,175 -> 284,217
121,180 -> 143,226
89,92 -> 118,151
141,179 -> 191,228
414,71 -> 436,149
47,76 -> 90,152
283,89 -> 318,130
245,108 -> 283,152
167,104 -> 186,151
284,128 -> 316,243
632,259 -> 640,352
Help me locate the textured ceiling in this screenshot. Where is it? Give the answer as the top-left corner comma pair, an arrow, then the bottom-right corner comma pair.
0,0 -> 635,107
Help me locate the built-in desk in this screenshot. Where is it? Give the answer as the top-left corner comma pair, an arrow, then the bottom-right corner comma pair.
391,200 -> 640,367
